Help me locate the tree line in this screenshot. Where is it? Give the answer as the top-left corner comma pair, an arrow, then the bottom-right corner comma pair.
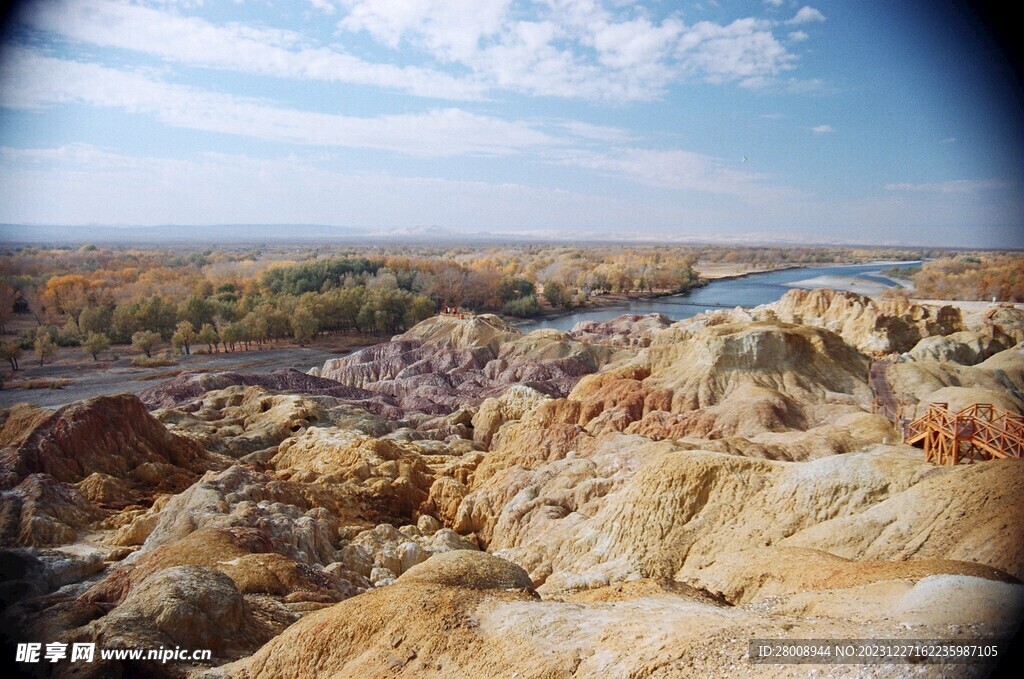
28,241 -> 952,371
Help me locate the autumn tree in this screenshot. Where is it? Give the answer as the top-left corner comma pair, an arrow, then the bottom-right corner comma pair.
0,284 -> 16,334
432,266 -> 466,306
81,332 -> 111,361
0,340 -> 21,371
42,274 -> 94,320
21,285 -> 47,325
34,333 -> 56,367
462,267 -> 503,310
131,330 -> 161,358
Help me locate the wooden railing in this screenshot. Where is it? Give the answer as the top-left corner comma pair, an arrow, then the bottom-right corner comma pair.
904,402 -> 1024,465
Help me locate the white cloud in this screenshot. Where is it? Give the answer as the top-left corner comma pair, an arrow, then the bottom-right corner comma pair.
940,136 -> 957,144
787,6 -> 826,25
339,0 -> 511,62
788,31 -> 809,42
591,16 -> 685,69
884,179 -> 1010,193
557,121 -> 636,144
21,0 -> 487,100
0,143 -> 139,168
552,147 -> 804,206
810,124 -> 834,134
676,18 -> 794,87
339,0 -> 802,99
764,0 -> 785,7
308,0 -> 336,14
15,0 -> 809,103
0,49 -> 552,156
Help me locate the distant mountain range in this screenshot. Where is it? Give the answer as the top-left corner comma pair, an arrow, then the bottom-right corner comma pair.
0,223 -> 371,244
0,223 -> 982,249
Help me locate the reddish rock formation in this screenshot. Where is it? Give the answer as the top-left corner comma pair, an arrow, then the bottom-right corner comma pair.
0,394 -> 213,494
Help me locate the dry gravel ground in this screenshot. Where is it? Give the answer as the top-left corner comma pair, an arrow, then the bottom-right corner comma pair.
0,344 -> 353,409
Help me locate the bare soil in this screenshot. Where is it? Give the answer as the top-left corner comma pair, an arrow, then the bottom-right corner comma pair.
692,262 -> 799,280
0,333 -> 374,409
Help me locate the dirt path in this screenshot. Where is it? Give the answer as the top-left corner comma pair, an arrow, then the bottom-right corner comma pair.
869,357 -> 900,425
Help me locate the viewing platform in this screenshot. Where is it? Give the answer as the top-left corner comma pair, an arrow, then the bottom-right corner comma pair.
904,402 -> 1024,465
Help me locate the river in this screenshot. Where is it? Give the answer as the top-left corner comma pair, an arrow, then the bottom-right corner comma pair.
524,261 -> 920,332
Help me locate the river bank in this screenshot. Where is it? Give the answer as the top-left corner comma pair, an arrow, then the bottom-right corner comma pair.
509,263 -> 794,328
693,262 -> 804,280
510,260 -> 909,329
516,260 -> 924,332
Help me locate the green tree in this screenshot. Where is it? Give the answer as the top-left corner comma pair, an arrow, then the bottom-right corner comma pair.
0,340 -> 22,371
60,317 -> 81,345
136,296 -> 177,339
34,333 -> 56,367
112,303 -> 140,342
542,281 -> 571,308
502,295 -> 541,318
177,295 -> 214,330
265,308 -> 291,341
406,294 -> 435,327
131,330 -> 161,358
242,311 -> 269,348
291,306 -> 318,346
220,323 -> 240,352
198,323 -> 219,353
365,288 -> 406,333
81,332 -> 111,361
500,276 -> 535,302
79,305 -> 114,337
171,320 -> 196,355
335,286 -> 365,332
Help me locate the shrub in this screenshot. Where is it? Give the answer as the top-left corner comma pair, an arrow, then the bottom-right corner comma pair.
502,295 -> 541,318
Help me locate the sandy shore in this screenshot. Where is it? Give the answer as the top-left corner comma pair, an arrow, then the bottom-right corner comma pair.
692,262 -> 799,280
784,274 -> 895,296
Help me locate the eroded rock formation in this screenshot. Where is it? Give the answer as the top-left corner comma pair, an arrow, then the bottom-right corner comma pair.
3,301 -> 1023,678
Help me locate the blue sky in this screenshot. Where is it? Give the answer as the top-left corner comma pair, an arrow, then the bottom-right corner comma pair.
0,0 -> 1020,247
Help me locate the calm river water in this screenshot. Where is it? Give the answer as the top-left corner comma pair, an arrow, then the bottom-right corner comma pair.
527,262 -> 920,332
